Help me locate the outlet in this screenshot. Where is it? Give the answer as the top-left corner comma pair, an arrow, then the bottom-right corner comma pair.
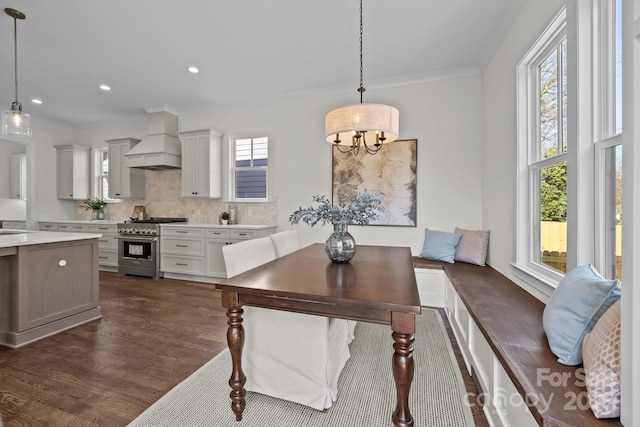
247,208 -> 253,217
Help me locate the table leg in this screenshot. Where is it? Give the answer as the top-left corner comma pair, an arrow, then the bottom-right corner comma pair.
226,305 -> 246,421
391,313 -> 415,427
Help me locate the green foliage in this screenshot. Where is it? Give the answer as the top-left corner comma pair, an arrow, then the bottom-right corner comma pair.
82,197 -> 106,211
289,190 -> 384,226
540,149 -> 567,221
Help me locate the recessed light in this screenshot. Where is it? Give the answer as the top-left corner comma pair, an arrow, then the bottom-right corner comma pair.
99,84 -> 111,91
187,66 -> 199,74
31,98 -> 43,104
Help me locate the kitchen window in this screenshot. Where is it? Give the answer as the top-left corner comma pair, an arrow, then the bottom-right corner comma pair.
230,136 -> 269,201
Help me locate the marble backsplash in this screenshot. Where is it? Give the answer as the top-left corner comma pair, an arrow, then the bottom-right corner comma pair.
75,169 -> 277,225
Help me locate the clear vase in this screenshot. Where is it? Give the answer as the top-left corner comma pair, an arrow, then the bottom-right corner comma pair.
325,223 -> 356,263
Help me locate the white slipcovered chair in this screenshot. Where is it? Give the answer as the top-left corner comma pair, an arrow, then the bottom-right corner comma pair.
269,229 -> 357,343
222,236 -> 351,410
269,229 -> 302,257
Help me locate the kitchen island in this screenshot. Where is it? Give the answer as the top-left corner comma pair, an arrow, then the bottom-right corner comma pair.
0,230 -> 103,348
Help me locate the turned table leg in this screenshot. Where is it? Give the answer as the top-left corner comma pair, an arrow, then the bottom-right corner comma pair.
391,313 -> 415,427
223,293 -> 246,422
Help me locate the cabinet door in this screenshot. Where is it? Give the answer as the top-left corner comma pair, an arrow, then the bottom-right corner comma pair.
205,239 -> 238,277
108,143 -> 124,198
10,154 -> 26,200
108,140 -> 145,199
181,135 -> 198,196
57,149 -> 75,199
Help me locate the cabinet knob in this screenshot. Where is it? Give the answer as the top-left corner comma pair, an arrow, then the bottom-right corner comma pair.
58,259 -> 67,267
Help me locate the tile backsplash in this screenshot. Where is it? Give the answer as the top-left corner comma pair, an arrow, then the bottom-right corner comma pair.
75,169 -> 277,225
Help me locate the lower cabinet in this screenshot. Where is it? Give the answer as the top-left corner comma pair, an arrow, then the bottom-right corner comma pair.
87,224 -> 118,269
160,225 -> 276,279
38,221 -> 118,270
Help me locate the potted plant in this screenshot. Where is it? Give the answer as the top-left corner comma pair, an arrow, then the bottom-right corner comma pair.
82,197 -> 107,220
220,211 -> 231,225
289,190 -> 384,263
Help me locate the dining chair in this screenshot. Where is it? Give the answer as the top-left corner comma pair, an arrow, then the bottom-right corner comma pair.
269,229 -> 302,257
222,237 -> 351,411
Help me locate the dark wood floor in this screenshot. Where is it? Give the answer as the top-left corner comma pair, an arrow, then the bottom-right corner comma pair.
0,271 -> 488,426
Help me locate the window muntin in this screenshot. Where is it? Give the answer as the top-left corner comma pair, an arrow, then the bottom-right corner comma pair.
231,136 -> 269,200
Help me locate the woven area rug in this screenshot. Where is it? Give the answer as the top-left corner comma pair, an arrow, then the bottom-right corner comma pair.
129,308 -> 474,427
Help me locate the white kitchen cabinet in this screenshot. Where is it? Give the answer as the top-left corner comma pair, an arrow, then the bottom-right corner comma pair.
10,153 -> 26,200
38,221 -> 118,270
54,145 -> 91,200
204,227 -> 277,278
178,129 -> 224,198
2,221 -> 26,230
160,224 -> 276,280
106,138 -> 145,199
160,227 -> 205,275
87,223 -> 118,269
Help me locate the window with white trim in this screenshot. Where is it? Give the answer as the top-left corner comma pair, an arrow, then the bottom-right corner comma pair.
516,0 -> 622,287
230,136 -> 269,201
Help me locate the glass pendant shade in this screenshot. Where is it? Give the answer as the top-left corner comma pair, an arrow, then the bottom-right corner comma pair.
2,102 -> 32,137
325,103 -> 399,144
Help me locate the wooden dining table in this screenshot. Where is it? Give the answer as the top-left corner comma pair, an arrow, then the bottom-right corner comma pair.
214,243 -> 422,427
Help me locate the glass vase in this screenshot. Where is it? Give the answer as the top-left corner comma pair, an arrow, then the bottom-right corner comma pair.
325,223 -> 356,263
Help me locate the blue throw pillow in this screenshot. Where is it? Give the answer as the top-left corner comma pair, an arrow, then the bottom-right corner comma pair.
419,229 -> 462,263
542,264 -> 621,366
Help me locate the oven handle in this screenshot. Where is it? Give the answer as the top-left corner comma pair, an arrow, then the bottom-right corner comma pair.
115,235 -> 158,242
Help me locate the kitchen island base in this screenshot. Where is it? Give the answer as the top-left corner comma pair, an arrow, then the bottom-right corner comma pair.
0,237 -> 102,348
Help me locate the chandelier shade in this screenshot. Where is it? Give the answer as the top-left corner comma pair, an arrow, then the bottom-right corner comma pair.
325,103 -> 399,144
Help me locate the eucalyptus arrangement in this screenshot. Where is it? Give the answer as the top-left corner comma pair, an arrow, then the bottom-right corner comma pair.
289,190 -> 384,227
289,190 -> 384,263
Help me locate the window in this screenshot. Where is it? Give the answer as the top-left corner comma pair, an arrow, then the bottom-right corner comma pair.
516,9 -> 568,284
92,147 -> 115,202
230,136 -> 269,201
595,0 -> 623,280
517,1 -> 623,289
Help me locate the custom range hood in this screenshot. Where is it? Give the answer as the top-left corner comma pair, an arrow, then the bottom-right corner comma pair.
125,109 -> 181,170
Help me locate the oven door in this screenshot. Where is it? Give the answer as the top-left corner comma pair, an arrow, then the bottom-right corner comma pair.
119,236 -> 155,261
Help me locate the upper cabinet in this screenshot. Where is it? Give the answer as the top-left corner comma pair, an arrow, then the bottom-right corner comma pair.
106,138 -> 145,199
179,129 -> 224,198
10,153 -> 26,200
54,144 -> 91,200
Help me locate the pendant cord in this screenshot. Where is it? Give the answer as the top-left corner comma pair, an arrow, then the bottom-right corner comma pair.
12,14 -> 19,104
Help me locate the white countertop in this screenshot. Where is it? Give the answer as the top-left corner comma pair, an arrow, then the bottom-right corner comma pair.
40,219 -> 120,225
159,223 -> 277,229
0,231 -> 102,249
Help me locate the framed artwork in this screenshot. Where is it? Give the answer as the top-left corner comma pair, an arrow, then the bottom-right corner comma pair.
332,139 -> 417,226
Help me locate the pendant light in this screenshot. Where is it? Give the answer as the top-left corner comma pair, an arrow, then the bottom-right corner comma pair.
2,8 -> 32,137
324,0 -> 399,155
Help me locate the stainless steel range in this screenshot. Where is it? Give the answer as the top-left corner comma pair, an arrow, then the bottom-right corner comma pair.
117,217 -> 188,279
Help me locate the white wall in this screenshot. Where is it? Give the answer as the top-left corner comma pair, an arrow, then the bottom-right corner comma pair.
180,76 -> 484,254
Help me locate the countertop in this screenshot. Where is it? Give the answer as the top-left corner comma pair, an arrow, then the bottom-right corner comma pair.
0,231 -> 102,249
40,219 -> 120,225
159,223 -> 277,229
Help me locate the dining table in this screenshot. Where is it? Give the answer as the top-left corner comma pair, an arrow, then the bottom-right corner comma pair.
214,243 -> 422,427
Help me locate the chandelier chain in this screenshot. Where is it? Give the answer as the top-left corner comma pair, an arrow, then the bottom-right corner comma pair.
358,0 -> 365,103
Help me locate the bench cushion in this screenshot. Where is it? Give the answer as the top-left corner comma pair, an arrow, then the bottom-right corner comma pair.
543,264 -> 620,366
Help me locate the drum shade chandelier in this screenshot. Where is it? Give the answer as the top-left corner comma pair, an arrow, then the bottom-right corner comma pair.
2,8 -> 32,137
325,0 -> 399,155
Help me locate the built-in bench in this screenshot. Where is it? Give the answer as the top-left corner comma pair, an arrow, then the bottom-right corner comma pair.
412,257 -> 622,427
